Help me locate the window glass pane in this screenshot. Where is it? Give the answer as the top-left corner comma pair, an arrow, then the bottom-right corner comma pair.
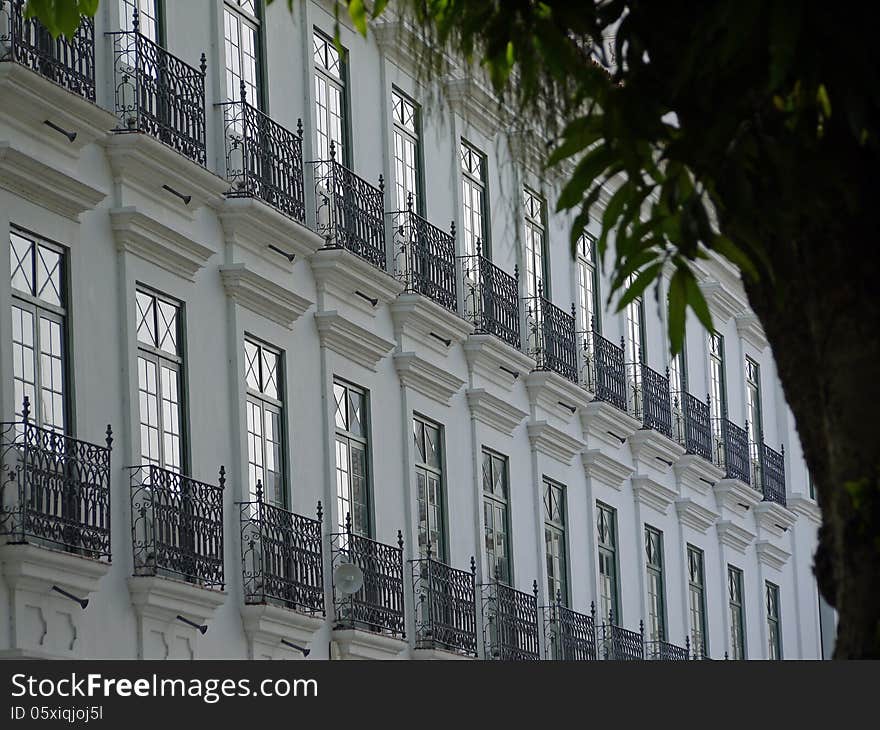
10,232 -> 33,294
314,31 -> 347,162
334,381 -> 371,536
35,245 -> 62,307
119,0 -> 159,41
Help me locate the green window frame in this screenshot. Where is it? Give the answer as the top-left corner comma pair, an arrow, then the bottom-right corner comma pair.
244,337 -> 284,507
391,88 -> 424,215
597,501 -> 620,623
413,415 -> 446,561
766,581 -> 782,660
709,331 -> 727,460
687,545 -> 708,657
460,140 -> 489,258
728,565 -> 746,659
119,0 -> 162,42
313,28 -> 350,165
482,448 -> 511,584
645,525 -> 667,641
223,0 -> 263,108
576,233 -> 601,335
543,478 -> 568,605
333,379 -> 371,536
523,187 -> 549,298
745,356 -> 763,483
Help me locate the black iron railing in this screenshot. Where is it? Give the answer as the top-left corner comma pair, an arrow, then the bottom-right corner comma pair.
219,83 -> 305,223
716,417 -> 750,485
638,363 -> 673,438
481,579 -> 540,661
109,10 -> 207,165
239,482 -> 324,614
330,515 -> 405,637
0,399 -> 111,559
593,332 -> 628,412
391,196 -> 457,312
645,637 -> 691,660
411,548 -> 477,656
0,0 -> 95,101
460,243 -> 521,350
676,392 -> 712,461
598,615 -> 644,660
524,285 -> 579,383
759,443 -> 786,506
543,596 -> 597,660
313,141 -> 386,270
130,464 -> 225,589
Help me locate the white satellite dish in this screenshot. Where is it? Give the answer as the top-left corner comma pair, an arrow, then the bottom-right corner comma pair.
333,561 -> 364,595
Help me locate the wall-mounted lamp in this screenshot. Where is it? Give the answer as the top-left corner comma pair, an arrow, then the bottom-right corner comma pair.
355,290 -> 378,307
43,120 -> 77,143
176,615 -> 208,634
268,244 -> 296,263
558,401 -> 577,414
162,184 -> 192,206
281,639 -> 310,657
429,332 -> 451,347
499,365 -> 519,379
606,430 -> 626,445
51,585 -> 88,609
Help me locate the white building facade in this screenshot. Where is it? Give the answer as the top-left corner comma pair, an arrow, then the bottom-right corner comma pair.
0,0 -> 828,660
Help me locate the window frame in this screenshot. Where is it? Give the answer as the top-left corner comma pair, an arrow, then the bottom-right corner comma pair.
333,378 -> 373,537
313,27 -> 351,166
687,544 -> 709,657
543,477 -> 569,606
482,447 -> 512,585
391,87 -> 425,216
728,565 -> 747,659
413,414 -> 447,562
223,0 -> 264,109
460,139 -> 490,259
522,186 -> 550,299
596,501 -> 621,623
766,580 -> 782,660
644,525 -> 667,642
576,233 -> 601,335
119,0 -> 164,44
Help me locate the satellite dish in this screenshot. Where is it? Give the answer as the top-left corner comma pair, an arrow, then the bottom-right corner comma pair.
334,561 -> 364,595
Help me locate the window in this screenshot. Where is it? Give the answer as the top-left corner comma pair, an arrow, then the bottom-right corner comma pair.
687,545 -> 708,657
624,273 -> 646,365
728,566 -> 746,659
808,473 -> 815,500
244,338 -> 284,506
709,331 -> 727,460
135,289 -> 185,472
766,581 -> 782,659
313,29 -> 348,164
745,357 -> 763,483
576,233 -> 600,335
543,479 -> 568,604
414,416 -> 445,561
9,230 -> 67,432
391,89 -> 422,214
596,502 -> 620,623
460,141 -> 488,258
333,380 -> 371,536
669,330 -> 689,440
523,188 -> 548,298
119,0 -> 160,41
224,0 -> 262,107
645,526 -> 667,641
482,449 -> 511,584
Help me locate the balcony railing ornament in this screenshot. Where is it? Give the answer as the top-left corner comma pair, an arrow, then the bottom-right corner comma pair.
460,244 -> 521,349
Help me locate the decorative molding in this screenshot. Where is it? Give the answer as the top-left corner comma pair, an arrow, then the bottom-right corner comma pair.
110,206 -> 215,281
675,497 -> 720,534
628,429 -> 686,474
698,279 -> 745,324
581,449 -> 633,491
735,311 -> 768,352
580,400 -> 641,450
390,293 -> 474,358
373,19 -> 424,77
395,352 -> 466,406
309,247 -> 403,317
631,474 -> 679,515
787,495 -> 822,526
218,196 -> 324,271
525,370 -> 589,423
463,334 -> 535,393
412,647 -> 476,661
755,540 -> 792,572
0,143 -> 106,220
714,478 -> 763,520
715,520 -> 756,554
466,388 -> 528,436
527,420 -> 585,465
220,264 -> 313,329
330,628 -> 407,660
0,543 -> 108,596
241,603 -> 324,660
315,311 -> 395,371
754,501 -> 797,539
442,75 -> 510,137
673,455 -> 725,497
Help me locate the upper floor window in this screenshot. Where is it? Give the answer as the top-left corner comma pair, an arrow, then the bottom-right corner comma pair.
709,331 -> 727,459
523,188 -> 548,298
391,89 -> 422,214
9,230 -> 67,432
543,479 -> 568,604
313,29 -> 348,164
460,140 -> 488,258
766,581 -> 782,659
482,449 -> 511,584
119,0 -> 160,42
244,338 -> 284,506
687,545 -> 708,657
669,326 -> 689,441
224,0 -> 262,107
728,565 -> 746,659
413,416 -> 445,561
645,526 -> 667,642
597,501 -> 620,623
745,356 -> 763,480
624,272 -> 646,365
136,288 -> 185,472
334,379 -> 370,536
576,233 -> 600,335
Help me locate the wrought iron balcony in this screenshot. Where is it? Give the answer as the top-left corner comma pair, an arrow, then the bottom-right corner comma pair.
714,417 -> 751,485
543,596 -> 597,660
460,243 -> 521,350
330,515 -> 405,637
524,285 -> 579,383
598,615 -> 645,660
757,442 -> 787,506
592,331 -> 628,412
219,83 -> 306,223
645,637 -> 691,660
411,548 -> 477,656
481,578 -> 541,661
391,196 -> 457,312
239,482 -> 324,614
0,398 -> 112,560
634,361 -> 673,438
130,464 -> 225,589
674,391 -> 713,462
109,9 -> 207,165
0,0 -> 95,101
312,142 -> 386,270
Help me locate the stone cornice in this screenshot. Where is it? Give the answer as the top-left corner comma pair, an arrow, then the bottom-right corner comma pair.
0,143 -> 106,220
716,520 -> 756,554
127,575 -> 226,625
390,293 -> 474,357
315,311 -> 395,371
580,400 -> 641,450
581,449 -> 633,491
631,474 -> 679,515
463,334 -> 535,393
309,247 -> 403,317
241,603 -> 324,660
466,388 -> 528,436
220,263 -> 313,329
527,420 -> 585,465
395,352 -> 466,406
735,311 -> 768,352
714,478 -> 763,520
0,543 -> 108,597
754,501 -> 797,539
755,540 -> 792,571
110,207 -> 215,281
675,498 -> 720,534
525,370 -> 590,423
628,429 -> 686,474
787,495 -> 822,526
330,628 -> 407,660
442,75 -> 510,137
673,455 -> 725,497
698,279 -> 745,324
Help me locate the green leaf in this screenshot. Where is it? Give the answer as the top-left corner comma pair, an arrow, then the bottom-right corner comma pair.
348,0 -> 367,36
667,269 -> 686,356
371,0 -> 390,18
710,234 -> 759,281
615,261 -> 663,312
556,144 -> 613,211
